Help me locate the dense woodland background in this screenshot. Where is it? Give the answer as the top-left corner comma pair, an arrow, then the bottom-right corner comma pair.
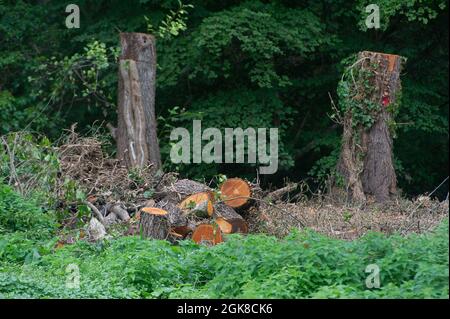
0,0 -> 449,300
1,0 -> 448,197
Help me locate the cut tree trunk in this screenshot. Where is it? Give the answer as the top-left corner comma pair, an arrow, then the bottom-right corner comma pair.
179,192 -> 215,218
139,207 -> 169,239
156,179 -> 212,203
154,200 -> 187,227
336,51 -> 403,202
117,32 -> 161,170
213,203 -> 248,234
219,178 -> 252,208
192,224 -> 223,245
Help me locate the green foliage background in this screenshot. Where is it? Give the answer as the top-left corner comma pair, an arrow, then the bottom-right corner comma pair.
0,0 -> 448,196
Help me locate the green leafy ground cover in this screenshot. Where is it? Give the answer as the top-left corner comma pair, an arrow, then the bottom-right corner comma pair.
0,184 -> 448,299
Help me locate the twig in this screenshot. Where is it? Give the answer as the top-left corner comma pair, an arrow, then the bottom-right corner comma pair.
264,183 -> 298,202
401,176 -> 449,234
84,200 -> 105,225
1,136 -> 23,194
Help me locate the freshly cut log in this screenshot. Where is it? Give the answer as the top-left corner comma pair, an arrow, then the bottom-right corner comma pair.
170,225 -> 193,238
215,217 -> 248,234
179,192 -> 214,217
192,224 -> 223,245
213,203 -> 248,234
155,200 -> 187,227
157,179 -> 212,202
141,207 -> 168,215
220,178 -> 252,208
139,207 -> 169,240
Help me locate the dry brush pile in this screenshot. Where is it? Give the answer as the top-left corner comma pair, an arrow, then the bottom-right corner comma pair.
2,130 -> 447,245
47,132 -> 450,243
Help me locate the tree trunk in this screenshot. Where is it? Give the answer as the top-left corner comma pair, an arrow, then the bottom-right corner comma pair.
155,179 -> 212,202
213,203 -> 248,234
192,224 -> 223,246
219,178 -> 252,209
139,208 -> 169,240
336,51 -> 403,203
117,32 -> 161,170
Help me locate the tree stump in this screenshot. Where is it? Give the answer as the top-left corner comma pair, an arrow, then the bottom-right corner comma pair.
139,207 -> 169,239
156,179 -> 212,203
336,51 -> 404,202
117,32 -> 161,170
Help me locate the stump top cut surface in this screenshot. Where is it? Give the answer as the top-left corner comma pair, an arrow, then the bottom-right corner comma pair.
141,207 -> 168,215
359,51 -> 402,73
220,178 -> 251,208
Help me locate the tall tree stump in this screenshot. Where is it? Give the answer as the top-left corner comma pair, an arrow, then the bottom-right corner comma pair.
336,51 -> 404,202
117,32 -> 161,169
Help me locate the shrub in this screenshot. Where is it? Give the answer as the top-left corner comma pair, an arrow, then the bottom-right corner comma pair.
0,183 -> 57,238
0,219 -> 447,299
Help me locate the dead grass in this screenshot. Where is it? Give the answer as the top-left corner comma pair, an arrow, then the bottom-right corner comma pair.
248,195 -> 449,240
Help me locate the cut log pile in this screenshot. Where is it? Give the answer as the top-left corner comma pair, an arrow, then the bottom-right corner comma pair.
137,178 -> 255,245
82,170 -> 299,245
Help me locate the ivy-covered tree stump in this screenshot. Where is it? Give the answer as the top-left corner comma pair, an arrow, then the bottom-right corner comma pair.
335,51 -> 404,202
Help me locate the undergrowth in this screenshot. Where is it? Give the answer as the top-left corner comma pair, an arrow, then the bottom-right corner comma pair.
0,184 -> 448,299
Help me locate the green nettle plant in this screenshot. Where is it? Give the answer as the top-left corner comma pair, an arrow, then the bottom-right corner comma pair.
0,184 -> 448,299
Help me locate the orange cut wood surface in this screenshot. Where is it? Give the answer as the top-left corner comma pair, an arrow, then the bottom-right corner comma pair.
141,207 -> 168,215
192,224 -> 223,245
179,192 -> 214,216
215,217 -> 248,234
220,178 -> 251,208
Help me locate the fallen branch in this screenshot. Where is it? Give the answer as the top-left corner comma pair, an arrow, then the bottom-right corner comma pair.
264,183 -> 298,202
84,201 -> 105,225
107,203 -> 130,221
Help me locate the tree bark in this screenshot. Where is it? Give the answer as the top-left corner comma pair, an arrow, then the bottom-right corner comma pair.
155,179 -> 212,202
336,51 -> 403,203
117,32 -> 161,170
213,203 -> 248,234
140,209 -> 169,240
